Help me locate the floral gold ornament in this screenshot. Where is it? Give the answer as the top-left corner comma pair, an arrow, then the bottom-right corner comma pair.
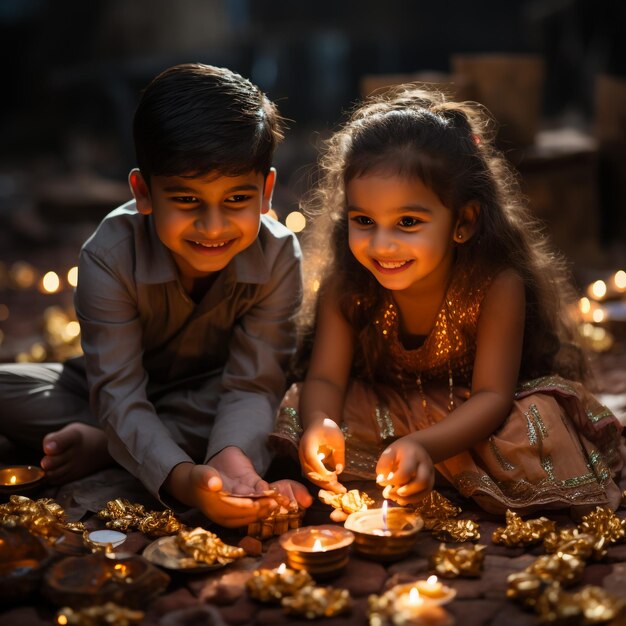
175,527 -> 245,566
318,488 -> 375,516
245,563 -> 313,603
534,582 -> 626,625
430,543 -> 486,578
0,495 -> 85,542
492,509 -> 556,547
413,490 -> 462,522
543,529 -> 607,561
525,551 -> 585,587
281,584 -> 352,619
56,602 -> 144,625
506,571 -> 549,608
577,506 -> 626,545
96,499 -> 184,537
430,518 -> 480,542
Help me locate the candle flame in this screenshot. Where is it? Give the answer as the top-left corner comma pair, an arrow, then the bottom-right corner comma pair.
409,587 -> 422,605
382,500 -> 388,530
312,539 -> 323,552
427,575 -> 438,585
10,475 -> 16,485
277,563 -> 286,573
615,270 -> 626,290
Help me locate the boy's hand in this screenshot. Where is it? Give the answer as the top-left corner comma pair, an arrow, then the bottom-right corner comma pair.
165,462 -> 278,527
375,436 -> 435,506
299,417 -> 346,493
269,479 -> 314,510
209,446 -> 272,495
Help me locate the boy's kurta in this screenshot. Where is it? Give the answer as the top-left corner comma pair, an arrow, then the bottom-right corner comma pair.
72,201 -> 302,499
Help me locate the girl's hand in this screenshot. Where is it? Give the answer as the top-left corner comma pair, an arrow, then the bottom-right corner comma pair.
375,436 -> 434,506
299,417 -> 346,493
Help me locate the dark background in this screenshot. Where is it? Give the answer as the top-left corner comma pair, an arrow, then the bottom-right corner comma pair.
0,0 -> 625,359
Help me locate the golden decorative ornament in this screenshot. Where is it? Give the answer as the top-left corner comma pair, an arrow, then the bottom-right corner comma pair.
0,495 -> 84,541
506,571 -> 548,608
577,506 -> 626,545
492,509 -> 556,547
413,490 -> 462,521
281,585 -> 352,619
96,499 -> 184,538
175,527 -> 245,566
245,565 -> 313,602
55,601 -> 144,626
318,488 -> 375,515
543,529 -> 607,561
525,552 -> 585,587
430,543 -> 486,578
430,518 -> 481,542
534,582 -> 626,625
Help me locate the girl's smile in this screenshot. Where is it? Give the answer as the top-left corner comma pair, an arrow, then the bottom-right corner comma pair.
346,173 -> 457,294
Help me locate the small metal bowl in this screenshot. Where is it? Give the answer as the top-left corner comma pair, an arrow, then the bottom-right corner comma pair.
344,507 -> 423,561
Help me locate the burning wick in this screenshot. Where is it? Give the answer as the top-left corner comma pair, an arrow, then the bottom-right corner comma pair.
10,475 -> 16,485
312,539 -> 323,552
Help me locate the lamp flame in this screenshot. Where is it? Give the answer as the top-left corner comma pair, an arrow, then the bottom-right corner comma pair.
312,539 -> 323,552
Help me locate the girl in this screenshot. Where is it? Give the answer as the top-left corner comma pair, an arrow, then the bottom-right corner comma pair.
273,85 -> 625,516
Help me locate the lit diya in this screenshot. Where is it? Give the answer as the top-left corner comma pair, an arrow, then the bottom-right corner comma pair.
414,575 -> 457,605
0,466 -> 45,496
279,525 -> 354,579
344,500 -> 423,561
369,584 -> 454,626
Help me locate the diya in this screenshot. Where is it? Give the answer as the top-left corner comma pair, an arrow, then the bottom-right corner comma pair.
0,466 -> 45,496
279,525 -> 354,579
344,502 -> 423,561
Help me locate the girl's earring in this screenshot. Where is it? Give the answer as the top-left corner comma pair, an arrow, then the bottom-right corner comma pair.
455,231 -> 463,242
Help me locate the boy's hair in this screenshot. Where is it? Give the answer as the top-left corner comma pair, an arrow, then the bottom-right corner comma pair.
297,85 -> 586,385
133,63 -> 284,182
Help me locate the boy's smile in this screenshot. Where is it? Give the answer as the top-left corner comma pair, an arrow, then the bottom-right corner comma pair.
130,168 -> 275,284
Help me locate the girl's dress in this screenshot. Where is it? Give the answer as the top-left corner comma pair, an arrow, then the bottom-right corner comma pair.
273,273 -> 625,515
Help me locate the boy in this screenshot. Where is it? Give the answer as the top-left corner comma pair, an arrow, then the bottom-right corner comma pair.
0,63 -> 311,527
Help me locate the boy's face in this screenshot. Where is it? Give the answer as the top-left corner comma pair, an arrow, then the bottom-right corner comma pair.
130,168 -> 275,281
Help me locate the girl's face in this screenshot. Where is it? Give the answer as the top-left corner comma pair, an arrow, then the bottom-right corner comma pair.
346,173 -> 457,294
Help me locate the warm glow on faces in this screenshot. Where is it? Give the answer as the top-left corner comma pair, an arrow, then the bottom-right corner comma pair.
141,170 -> 274,282
346,174 -> 456,294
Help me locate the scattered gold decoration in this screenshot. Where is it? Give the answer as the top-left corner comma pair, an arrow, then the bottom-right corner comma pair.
281,585 -> 352,619
247,505 -> 304,539
96,499 -> 184,537
175,527 -> 245,566
526,552 -> 586,587
413,490 -> 462,521
534,582 -> 626,625
430,543 -> 486,578
56,602 -> 144,626
506,571 -> 549,608
318,488 -> 375,516
492,510 -> 556,547
577,506 -> 626,545
430,518 -> 481,542
543,529 -> 607,561
0,495 -> 84,541
246,565 -> 313,602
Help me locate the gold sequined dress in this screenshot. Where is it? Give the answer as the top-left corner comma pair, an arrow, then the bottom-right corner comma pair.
273,275 -> 625,515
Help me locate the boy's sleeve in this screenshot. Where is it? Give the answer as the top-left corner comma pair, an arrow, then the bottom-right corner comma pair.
204,234 -> 302,474
75,246 -> 193,499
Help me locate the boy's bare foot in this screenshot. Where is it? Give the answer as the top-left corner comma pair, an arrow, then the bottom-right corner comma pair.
40,423 -> 112,484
